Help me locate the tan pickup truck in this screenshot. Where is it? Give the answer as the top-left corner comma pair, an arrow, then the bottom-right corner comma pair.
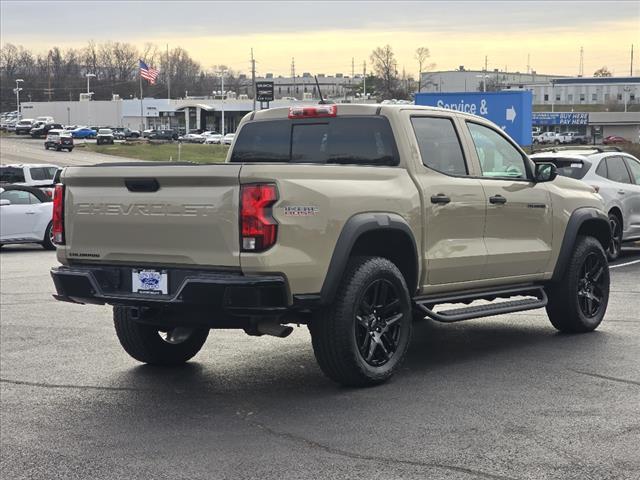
51,104 -> 611,387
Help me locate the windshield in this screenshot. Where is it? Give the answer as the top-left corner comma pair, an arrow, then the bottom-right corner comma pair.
230,116 -> 399,166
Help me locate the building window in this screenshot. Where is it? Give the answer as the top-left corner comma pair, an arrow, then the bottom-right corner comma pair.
617,93 -> 623,100
579,93 -> 585,102
544,94 -> 549,101
604,93 -> 609,101
631,94 -> 636,101
592,93 -> 597,101
555,94 -> 561,101
568,94 -> 573,102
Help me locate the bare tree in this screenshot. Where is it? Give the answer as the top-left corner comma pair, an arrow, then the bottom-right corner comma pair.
370,45 -> 398,99
415,47 -> 435,92
593,66 -> 612,77
112,42 -> 138,81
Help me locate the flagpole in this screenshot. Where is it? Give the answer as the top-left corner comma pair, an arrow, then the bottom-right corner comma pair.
139,63 -> 144,134
167,44 -> 170,102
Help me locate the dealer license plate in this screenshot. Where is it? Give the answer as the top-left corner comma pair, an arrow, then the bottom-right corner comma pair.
132,269 -> 168,295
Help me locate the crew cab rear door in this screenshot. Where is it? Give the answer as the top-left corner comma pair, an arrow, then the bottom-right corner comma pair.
403,111 -> 488,286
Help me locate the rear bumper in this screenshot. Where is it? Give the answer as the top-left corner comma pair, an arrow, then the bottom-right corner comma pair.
51,265 -> 290,314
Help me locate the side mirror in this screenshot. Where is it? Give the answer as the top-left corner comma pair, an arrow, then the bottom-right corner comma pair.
0,199 -> 11,206
535,162 -> 557,182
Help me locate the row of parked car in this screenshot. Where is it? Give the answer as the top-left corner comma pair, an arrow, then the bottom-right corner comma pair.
532,129 -> 631,146
177,131 -> 235,145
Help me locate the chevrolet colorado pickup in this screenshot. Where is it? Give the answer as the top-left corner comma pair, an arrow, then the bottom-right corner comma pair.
51,104 -> 611,387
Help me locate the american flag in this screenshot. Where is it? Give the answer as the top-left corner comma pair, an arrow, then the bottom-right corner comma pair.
139,59 -> 159,84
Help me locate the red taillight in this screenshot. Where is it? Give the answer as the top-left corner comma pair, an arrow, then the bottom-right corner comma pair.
52,184 -> 65,245
240,184 -> 278,252
288,104 -> 337,119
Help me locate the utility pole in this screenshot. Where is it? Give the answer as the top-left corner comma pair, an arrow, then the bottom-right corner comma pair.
631,44 -> 634,76
291,57 -> 296,99
527,53 -> 530,74
483,55 -> 488,92
579,47 -> 584,77
251,48 -> 256,111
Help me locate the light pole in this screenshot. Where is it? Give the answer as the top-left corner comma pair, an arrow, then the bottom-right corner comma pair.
216,69 -> 228,134
85,73 -> 95,94
14,79 -> 24,120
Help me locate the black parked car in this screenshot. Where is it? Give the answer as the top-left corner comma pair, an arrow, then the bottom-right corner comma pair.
148,129 -> 178,141
30,123 -> 64,139
44,130 -> 74,152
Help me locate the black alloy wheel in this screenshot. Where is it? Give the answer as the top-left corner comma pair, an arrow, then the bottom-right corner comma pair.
355,279 -> 404,367
577,252 -> 607,318
607,214 -> 622,260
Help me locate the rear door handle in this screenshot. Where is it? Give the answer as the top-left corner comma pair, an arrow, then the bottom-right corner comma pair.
430,194 -> 451,205
617,190 -> 626,195
489,195 -> 507,205
25,211 -> 36,215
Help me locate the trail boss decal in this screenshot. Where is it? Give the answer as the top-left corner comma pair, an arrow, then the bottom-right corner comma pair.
283,206 -> 319,216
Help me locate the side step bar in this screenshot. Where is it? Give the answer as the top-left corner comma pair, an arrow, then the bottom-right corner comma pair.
414,285 -> 547,323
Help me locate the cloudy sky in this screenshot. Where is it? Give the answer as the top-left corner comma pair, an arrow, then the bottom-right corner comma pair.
1,1 -> 638,77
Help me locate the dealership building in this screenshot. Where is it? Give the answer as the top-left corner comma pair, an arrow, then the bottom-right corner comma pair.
19,97 -> 306,134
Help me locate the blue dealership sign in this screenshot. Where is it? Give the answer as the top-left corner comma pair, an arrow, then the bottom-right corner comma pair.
415,91 -> 533,146
532,112 -> 589,126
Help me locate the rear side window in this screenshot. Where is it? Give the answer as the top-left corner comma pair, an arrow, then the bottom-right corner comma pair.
230,117 -> 398,166
30,167 -> 57,181
605,157 -> 632,184
0,190 -> 39,205
0,167 -> 25,183
624,157 -> 640,184
410,117 -> 467,176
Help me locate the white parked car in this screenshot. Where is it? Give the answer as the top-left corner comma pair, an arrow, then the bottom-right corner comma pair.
178,133 -> 205,143
0,185 -> 55,250
533,131 -> 559,144
0,164 -> 60,188
204,134 -> 223,144
222,133 -> 235,145
531,147 -> 640,260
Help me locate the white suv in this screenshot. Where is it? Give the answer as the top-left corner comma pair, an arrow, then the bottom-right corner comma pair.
531,147 -> 640,260
0,164 -> 60,188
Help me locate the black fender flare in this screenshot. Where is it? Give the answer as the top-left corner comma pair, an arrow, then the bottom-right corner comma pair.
552,207 -> 610,282
319,212 -> 419,304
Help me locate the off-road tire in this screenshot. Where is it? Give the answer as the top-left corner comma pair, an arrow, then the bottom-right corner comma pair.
309,256 -> 412,387
113,306 -> 209,365
41,222 -> 56,250
546,236 -> 609,333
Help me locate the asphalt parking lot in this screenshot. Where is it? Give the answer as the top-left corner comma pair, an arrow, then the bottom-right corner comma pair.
1,244 -> 639,480
0,135 -> 136,166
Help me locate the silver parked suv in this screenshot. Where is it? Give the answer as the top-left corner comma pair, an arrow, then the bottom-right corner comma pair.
531,147 -> 640,260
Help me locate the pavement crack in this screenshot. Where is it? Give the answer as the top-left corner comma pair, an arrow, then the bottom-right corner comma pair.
0,378 -> 146,392
568,370 -> 640,387
237,412 -> 518,480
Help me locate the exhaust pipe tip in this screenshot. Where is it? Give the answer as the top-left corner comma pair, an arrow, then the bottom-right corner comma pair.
255,322 -> 294,338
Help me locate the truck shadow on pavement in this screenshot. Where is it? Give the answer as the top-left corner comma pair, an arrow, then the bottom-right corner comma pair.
107,318 -> 609,399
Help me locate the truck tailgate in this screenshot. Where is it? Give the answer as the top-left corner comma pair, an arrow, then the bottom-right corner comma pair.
61,164 -> 242,268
